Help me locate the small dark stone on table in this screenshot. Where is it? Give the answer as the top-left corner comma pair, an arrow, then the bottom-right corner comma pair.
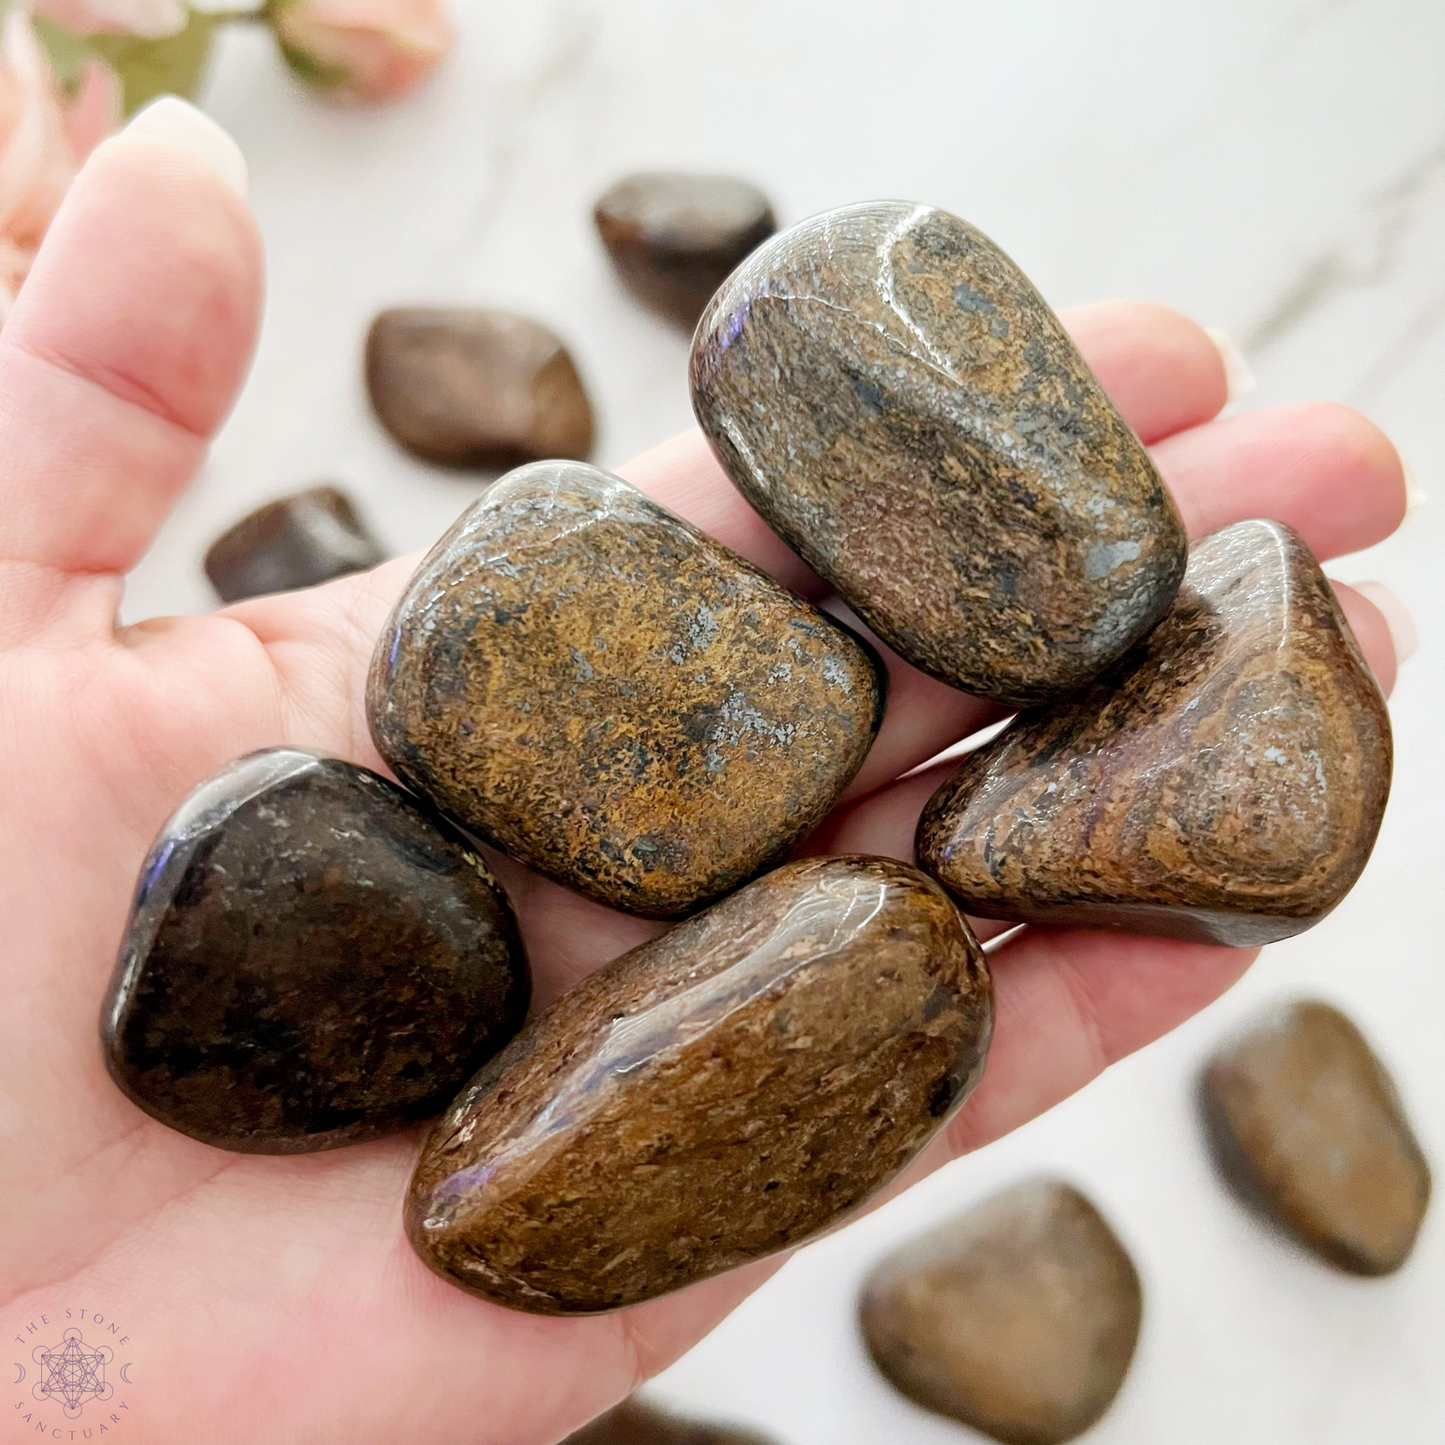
917,520 -> 1392,944
690,200 -> 1187,707
563,1397 -> 779,1445
102,748 -> 529,1154
406,856 -> 991,1314
595,172 -> 777,329
1202,998 -> 1431,1274
368,460 -> 885,919
204,485 -> 384,603
860,1179 -> 1142,1445
366,307 -> 593,467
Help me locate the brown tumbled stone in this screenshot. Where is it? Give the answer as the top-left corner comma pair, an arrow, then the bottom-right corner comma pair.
204,485 -> 384,603
595,173 -> 777,329
1202,999 -> 1431,1275
690,200 -> 1187,707
563,1398 -> 778,1445
368,461 -> 885,919
917,520 -> 1392,945
860,1180 -> 1142,1445
366,307 -> 593,467
406,856 -> 992,1314
102,749 -> 529,1154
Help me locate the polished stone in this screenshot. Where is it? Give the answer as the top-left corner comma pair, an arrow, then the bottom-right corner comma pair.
406,856 -> 992,1313
563,1398 -> 778,1445
1203,999 -> 1431,1275
102,749 -> 529,1154
917,520 -> 1392,945
366,307 -> 593,467
860,1180 -> 1142,1445
368,461 -> 885,918
204,485 -> 385,603
595,173 -> 776,329
690,200 -> 1187,707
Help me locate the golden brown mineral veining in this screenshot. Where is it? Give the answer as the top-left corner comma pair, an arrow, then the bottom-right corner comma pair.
860,1180 -> 1142,1445
406,857 -> 992,1314
690,200 -> 1187,707
368,462 -> 885,918
917,520 -> 1392,944
1202,999 -> 1431,1275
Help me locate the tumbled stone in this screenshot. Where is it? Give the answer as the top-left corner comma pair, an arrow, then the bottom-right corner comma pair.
595,173 -> 777,329
102,749 -> 529,1154
368,461 -> 885,919
860,1180 -> 1141,1445
690,200 -> 1187,707
366,307 -> 593,467
204,484 -> 385,603
563,1398 -> 778,1445
917,520 -> 1392,945
407,856 -> 992,1313
1203,999 -> 1431,1274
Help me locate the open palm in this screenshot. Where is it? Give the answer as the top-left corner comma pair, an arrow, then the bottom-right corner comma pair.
0,128 -> 1409,1445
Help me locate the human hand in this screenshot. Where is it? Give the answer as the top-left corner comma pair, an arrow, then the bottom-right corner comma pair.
0,110 -> 1410,1444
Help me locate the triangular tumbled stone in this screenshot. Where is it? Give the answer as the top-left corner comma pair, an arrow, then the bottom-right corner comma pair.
917,520 -> 1391,944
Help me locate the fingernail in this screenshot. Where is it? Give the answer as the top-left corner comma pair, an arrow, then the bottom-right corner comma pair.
1403,461 -> 1427,514
121,97 -> 248,198
1205,327 -> 1257,404
1353,580 -> 1417,665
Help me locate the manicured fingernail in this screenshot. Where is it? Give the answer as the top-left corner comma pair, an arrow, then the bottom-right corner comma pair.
1403,461 -> 1427,514
122,97 -> 248,197
1205,327 -> 1256,404
1353,581 -> 1417,665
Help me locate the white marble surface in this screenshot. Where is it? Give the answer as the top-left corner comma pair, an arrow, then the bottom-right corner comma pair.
127,1 -> 1444,1439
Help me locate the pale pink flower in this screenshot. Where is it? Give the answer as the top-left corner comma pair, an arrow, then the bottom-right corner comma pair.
0,8 -> 122,319
273,0 -> 453,103
33,0 -> 187,39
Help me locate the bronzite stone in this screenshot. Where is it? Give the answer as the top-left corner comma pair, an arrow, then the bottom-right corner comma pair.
406,857 -> 992,1314
1202,999 -> 1431,1275
368,461 -> 885,919
102,749 -> 529,1154
595,173 -> 777,329
917,520 -> 1392,945
204,485 -> 385,603
860,1180 -> 1142,1445
366,307 -> 593,467
690,200 -> 1187,707
563,1398 -> 779,1445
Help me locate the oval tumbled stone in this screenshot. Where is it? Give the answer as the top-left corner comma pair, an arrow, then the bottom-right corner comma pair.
406,856 -> 992,1314
917,520 -> 1392,944
690,201 -> 1187,707
368,461 -> 885,918
102,749 -> 529,1153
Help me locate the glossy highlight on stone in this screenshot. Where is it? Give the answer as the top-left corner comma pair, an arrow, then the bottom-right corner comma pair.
690,200 -> 1187,707
366,307 -> 593,467
595,172 -> 777,329
860,1180 -> 1142,1445
368,461 -> 885,919
406,857 -> 992,1314
204,485 -> 385,603
564,1398 -> 779,1445
102,749 -> 529,1154
1202,999 -> 1431,1275
917,520 -> 1392,945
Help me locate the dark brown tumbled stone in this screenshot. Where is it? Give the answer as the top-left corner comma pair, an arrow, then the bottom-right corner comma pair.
563,1398 -> 778,1445
917,520 -> 1392,944
204,485 -> 384,603
690,200 -> 1187,707
366,307 -> 593,467
101,749 -> 529,1154
1202,999 -> 1431,1275
595,173 -> 777,329
368,461 -> 885,919
406,856 -> 991,1313
860,1180 -> 1142,1445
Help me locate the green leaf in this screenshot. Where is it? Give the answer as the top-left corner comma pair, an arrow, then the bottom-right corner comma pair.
32,14 -> 92,99
89,8 -> 217,115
